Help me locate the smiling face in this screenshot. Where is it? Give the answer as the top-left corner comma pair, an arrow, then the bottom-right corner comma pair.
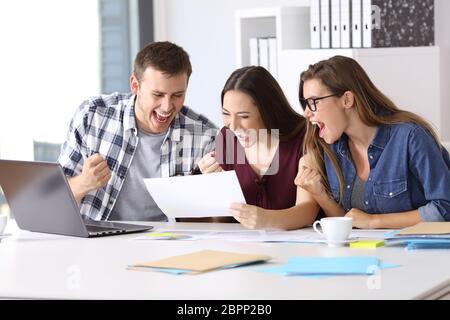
302,78 -> 350,144
222,90 -> 266,148
131,66 -> 188,134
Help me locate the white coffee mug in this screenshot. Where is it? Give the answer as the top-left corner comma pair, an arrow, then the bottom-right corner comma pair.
313,217 -> 353,247
0,215 -> 7,236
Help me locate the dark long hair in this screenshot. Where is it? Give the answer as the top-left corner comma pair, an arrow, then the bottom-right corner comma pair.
222,66 -> 305,141
299,55 -> 441,203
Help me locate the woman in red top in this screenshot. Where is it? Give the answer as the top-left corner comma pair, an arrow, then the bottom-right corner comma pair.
198,66 -> 320,230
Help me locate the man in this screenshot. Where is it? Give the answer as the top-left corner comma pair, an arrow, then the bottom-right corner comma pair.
59,41 -> 218,221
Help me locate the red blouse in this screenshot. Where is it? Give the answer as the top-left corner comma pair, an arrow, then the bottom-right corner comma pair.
216,127 -> 305,210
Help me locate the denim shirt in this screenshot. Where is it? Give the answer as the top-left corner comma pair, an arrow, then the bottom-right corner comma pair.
324,123 -> 450,221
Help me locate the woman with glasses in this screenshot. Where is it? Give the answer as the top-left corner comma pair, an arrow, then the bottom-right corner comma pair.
197,66 -> 320,230
295,55 -> 450,228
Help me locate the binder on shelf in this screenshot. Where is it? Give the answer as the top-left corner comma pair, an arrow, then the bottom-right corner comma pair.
320,0 -> 331,48
340,0 -> 351,48
351,0 -> 362,48
362,0 -> 372,47
258,38 -> 269,71
268,37 -> 277,77
310,0 -> 321,49
249,37 -> 259,66
331,0 -> 341,48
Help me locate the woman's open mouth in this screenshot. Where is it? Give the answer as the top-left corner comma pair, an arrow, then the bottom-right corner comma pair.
312,121 -> 326,138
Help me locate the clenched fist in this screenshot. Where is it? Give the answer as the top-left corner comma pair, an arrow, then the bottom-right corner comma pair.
198,151 -> 223,174
294,156 -> 326,197
68,153 -> 112,203
79,153 -> 112,191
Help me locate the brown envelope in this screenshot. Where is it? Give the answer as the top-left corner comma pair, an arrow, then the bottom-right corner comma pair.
133,249 -> 271,273
398,222 -> 450,235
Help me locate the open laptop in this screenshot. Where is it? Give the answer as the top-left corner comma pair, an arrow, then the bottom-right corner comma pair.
0,159 -> 153,237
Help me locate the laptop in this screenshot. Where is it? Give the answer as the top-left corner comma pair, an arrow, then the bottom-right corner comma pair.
0,159 -> 153,237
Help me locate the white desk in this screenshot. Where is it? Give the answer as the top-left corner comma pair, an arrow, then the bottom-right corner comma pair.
0,220 -> 449,300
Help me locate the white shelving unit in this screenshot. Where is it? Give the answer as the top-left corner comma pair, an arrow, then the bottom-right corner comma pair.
235,6 -> 449,147
235,7 -> 310,71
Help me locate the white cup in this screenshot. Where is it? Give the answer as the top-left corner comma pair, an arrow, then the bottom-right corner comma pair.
313,217 -> 353,247
0,215 -> 7,236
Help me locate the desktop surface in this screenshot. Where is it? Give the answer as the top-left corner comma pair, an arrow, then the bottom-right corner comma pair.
0,220 -> 449,300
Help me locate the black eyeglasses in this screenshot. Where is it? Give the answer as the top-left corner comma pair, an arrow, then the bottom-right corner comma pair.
299,93 -> 341,112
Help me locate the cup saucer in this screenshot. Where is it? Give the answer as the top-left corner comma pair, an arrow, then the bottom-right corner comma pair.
319,237 -> 358,247
0,233 -> 12,239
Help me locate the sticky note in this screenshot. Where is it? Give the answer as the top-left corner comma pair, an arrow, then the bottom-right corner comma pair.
350,240 -> 384,249
144,232 -> 176,239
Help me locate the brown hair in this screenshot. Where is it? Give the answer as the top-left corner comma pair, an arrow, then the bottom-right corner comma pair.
222,66 -> 306,141
133,41 -> 192,81
299,55 -> 441,203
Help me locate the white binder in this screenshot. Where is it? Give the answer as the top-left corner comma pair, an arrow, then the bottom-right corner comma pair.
320,0 -> 331,48
362,0 -> 372,47
310,0 -> 321,48
258,38 -> 269,70
331,0 -> 341,48
351,0 -> 362,48
340,0 -> 351,48
249,38 -> 259,66
268,37 -> 278,77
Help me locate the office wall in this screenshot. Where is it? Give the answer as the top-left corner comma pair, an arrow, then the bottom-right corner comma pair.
154,0 -> 450,146
435,0 -> 450,144
153,0 -> 309,126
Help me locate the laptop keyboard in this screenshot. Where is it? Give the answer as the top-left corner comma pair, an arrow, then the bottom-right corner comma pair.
85,225 -> 126,235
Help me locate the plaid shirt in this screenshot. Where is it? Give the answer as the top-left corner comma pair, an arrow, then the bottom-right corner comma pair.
58,92 -> 218,221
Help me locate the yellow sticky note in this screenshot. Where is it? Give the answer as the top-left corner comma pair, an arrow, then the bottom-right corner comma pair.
145,232 -> 175,239
350,240 -> 385,249
144,232 -> 191,240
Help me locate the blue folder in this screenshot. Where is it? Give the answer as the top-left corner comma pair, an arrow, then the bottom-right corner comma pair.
281,256 -> 380,275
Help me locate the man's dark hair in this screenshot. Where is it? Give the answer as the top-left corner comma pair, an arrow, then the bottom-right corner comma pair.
133,41 -> 192,81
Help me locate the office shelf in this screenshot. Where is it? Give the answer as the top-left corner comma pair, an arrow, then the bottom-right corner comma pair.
235,6 -> 448,144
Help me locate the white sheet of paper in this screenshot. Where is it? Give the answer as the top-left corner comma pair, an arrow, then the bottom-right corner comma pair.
143,171 -> 246,218
350,229 -> 392,239
133,228 -> 392,243
133,228 -> 332,243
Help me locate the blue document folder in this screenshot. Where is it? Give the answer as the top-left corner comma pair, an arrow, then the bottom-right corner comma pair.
283,256 -> 380,275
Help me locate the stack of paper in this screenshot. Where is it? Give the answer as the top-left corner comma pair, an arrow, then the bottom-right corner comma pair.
133,228 -> 390,243
134,232 -> 192,240
259,256 -> 400,276
385,222 -> 450,250
128,250 -> 271,275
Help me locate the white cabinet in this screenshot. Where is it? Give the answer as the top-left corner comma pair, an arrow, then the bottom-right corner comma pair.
235,7 -> 310,72
235,6 -> 449,145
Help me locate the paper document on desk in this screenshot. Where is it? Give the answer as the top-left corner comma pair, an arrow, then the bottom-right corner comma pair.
143,171 -> 246,218
134,228 -> 341,243
133,228 -> 391,242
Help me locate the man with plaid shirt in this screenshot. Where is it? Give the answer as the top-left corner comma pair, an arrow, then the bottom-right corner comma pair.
58,42 -> 218,221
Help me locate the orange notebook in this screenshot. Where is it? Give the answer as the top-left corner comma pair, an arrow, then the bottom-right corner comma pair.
130,249 -> 271,274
